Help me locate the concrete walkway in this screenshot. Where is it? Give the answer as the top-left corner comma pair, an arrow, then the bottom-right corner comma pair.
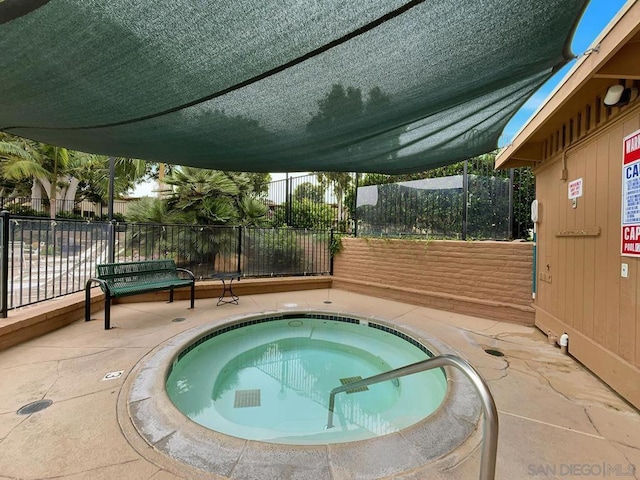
0,289 -> 638,479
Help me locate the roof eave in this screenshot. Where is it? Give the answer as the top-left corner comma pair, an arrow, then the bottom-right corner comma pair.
496,0 -> 640,170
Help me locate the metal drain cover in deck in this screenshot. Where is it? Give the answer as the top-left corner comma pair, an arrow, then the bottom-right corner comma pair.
340,376 -> 369,394
17,399 -> 53,415
234,389 -> 261,408
484,349 -> 505,357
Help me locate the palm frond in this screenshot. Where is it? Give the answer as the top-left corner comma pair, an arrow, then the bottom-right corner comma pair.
1,159 -> 49,180
0,141 -> 37,161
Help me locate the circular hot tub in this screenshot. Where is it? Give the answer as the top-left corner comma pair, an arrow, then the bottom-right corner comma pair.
166,314 -> 447,444
120,311 -> 481,479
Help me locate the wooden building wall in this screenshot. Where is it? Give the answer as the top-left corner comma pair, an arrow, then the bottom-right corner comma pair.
534,104 -> 640,409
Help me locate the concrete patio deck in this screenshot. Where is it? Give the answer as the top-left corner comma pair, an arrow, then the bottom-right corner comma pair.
0,289 -> 638,479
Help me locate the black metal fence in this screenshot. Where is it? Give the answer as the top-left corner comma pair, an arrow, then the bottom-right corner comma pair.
2,163 -> 534,241
0,196 -> 130,220
263,164 -> 534,240
266,174 -> 344,230
113,223 -> 331,279
353,160 -> 534,240
0,213 -> 111,314
0,213 -> 331,315
355,174 -> 505,239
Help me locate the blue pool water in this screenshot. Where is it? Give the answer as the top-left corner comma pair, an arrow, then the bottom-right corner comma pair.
166,317 -> 447,444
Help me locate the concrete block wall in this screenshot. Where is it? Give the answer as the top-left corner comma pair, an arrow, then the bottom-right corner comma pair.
0,277 -> 331,351
332,238 -> 534,324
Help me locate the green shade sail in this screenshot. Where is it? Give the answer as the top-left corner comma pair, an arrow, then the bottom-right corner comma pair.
0,0 -> 587,173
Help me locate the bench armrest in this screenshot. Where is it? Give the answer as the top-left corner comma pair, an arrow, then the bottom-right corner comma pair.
85,277 -> 112,323
86,277 -> 111,296
176,267 -> 195,281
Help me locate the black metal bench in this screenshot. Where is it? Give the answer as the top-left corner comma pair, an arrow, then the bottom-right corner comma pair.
85,259 -> 195,329
211,271 -> 241,305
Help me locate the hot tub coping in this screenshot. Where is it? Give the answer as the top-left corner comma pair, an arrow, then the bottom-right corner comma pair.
118,309 -> 482,479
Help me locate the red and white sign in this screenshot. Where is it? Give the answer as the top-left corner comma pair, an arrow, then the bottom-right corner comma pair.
568,178 -> 583,199
621,128 -> 640,256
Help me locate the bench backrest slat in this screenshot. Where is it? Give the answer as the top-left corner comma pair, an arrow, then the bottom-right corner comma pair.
96,260 -> 180,288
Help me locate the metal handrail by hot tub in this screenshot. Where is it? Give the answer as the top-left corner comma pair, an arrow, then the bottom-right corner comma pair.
326,354 -> 499,480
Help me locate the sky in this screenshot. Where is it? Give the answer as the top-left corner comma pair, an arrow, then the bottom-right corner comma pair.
133,0 -> 629,196
500,0 -> 629,145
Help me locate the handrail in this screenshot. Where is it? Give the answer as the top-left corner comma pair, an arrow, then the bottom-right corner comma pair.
325,354 -> 498,480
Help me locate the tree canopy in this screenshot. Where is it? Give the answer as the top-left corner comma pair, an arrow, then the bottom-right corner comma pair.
126,166 -> 269,227
0,132 -> 150,218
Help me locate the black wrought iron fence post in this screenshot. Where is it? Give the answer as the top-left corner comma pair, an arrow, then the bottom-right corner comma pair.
237,226 -> 243,273
0,210 -> 9,318
108,156 -> 115,222
354,173 -> 359,237
108,220 -> 116,263
285,173 -> 290,226
508,168 -> 515,240
462,160 -> 469,240
329,228 -> 334,275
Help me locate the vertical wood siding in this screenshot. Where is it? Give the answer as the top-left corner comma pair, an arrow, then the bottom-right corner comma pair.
534,108 -> 640,408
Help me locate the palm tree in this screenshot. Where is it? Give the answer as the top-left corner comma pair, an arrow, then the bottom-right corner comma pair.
0,133 -> 41,198
0,135 -> 71,218
124,197 -> 175,224
158,167 -> 260,271
38,145 -> 75,218
75,155 -> 149,206
237,196 -> 269,227
162,167 -> 242,225
1,133 -> 150,218
1,133 -> 88,218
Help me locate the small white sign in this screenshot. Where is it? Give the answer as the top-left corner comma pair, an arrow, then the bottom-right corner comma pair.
568,178 -> 583,199
102,370 -> 124,381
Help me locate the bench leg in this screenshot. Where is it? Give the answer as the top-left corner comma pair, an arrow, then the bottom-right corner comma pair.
85,284 -> 92,322
169,288 -> 174,303
104,298 -> 111,330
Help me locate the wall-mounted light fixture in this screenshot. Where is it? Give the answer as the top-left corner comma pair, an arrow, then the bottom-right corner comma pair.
604,84 -> 638,107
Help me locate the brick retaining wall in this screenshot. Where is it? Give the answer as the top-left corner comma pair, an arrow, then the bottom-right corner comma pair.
333,238 -> 534,324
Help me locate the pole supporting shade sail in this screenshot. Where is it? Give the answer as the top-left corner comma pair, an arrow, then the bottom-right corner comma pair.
0,0 -> 587,173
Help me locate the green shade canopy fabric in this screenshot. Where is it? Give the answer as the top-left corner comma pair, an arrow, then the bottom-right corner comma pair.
0,0 -> 587,173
